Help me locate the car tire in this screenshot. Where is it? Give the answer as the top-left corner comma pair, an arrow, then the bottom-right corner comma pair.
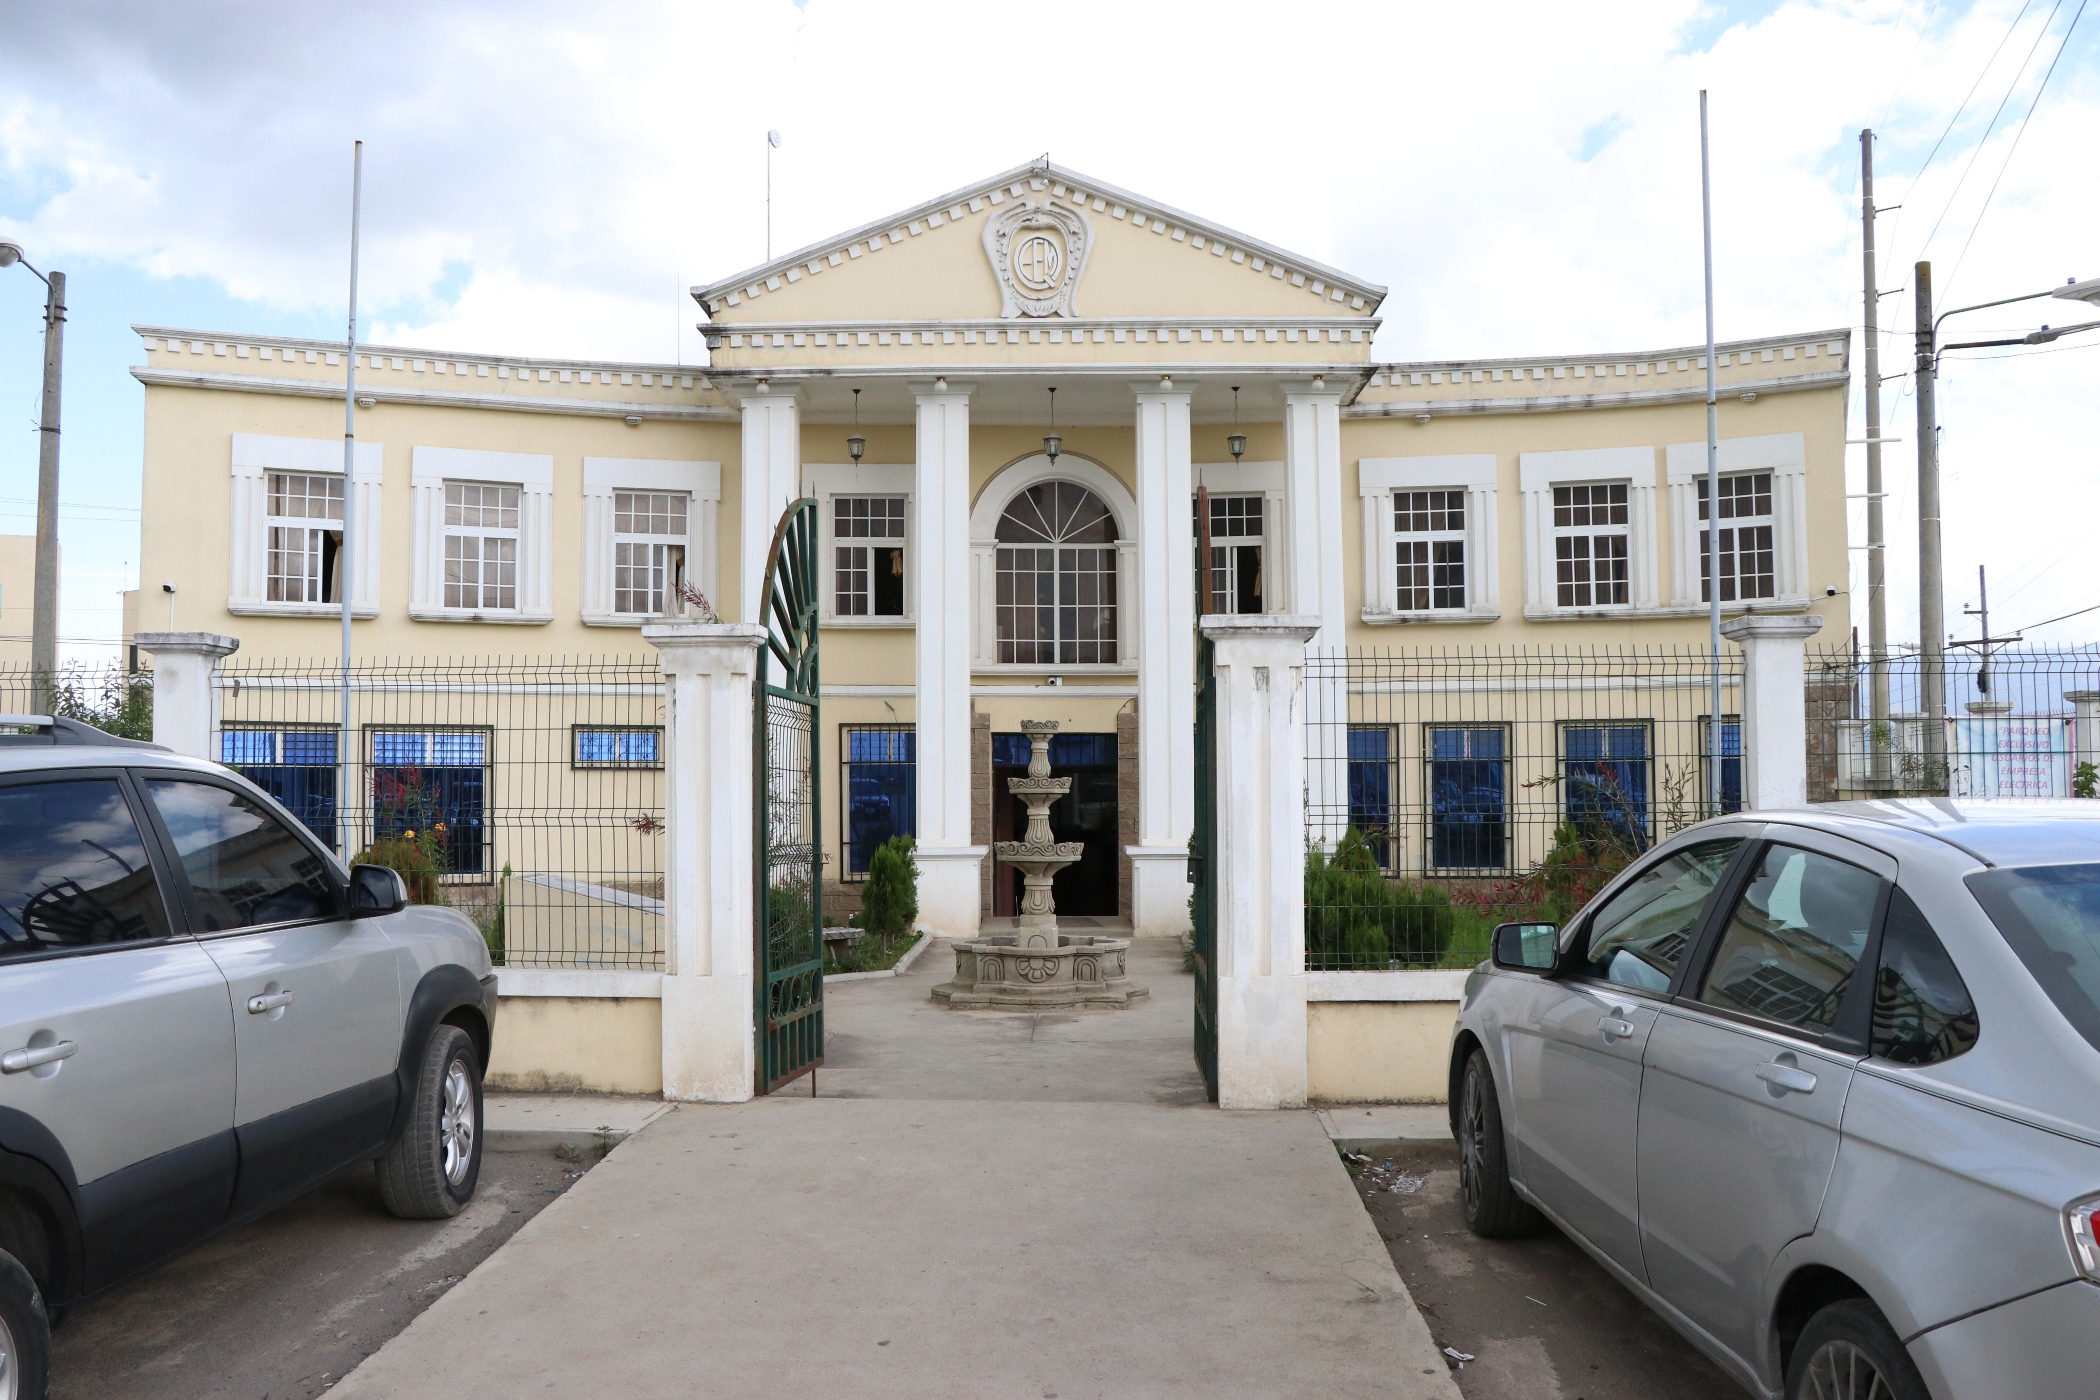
1457,1049 -> 1542,1239
1786,1299 -> 1930,1400
0,1246 -> 51,1400
377,1024 -> 483,1220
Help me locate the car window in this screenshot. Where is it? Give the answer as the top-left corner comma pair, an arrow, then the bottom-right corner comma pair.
0,778 -> 172,962
1965,862 -> 2100,1055
1872,888 -> 1978,1065
1696,844 -> 1881,1034
143,778 -> 337,931
1578,837 -> 1743,993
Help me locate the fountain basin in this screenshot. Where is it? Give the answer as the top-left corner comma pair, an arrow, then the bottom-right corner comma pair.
931,933 -> 1149,1009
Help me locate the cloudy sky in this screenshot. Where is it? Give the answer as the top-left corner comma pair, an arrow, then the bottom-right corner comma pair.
0,0 -> 2094,663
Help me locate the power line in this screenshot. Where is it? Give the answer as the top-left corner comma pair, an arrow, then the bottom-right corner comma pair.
1941,0 -> 2089,302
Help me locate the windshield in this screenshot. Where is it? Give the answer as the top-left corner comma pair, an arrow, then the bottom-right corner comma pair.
1966,863 -> 2100,1054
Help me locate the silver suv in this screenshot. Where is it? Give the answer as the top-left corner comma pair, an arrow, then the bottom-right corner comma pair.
0,717 -> 496,1400
1453,800 -> 2100,1400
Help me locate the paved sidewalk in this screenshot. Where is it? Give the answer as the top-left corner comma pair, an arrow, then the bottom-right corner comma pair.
336,940 -> 1461,1399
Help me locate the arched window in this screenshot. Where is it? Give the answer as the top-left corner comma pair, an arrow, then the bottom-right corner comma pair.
994,482 -> 1119,664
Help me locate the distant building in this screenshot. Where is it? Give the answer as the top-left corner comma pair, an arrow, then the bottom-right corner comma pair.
0,535 -> 38,671
129,159 -> 1852,936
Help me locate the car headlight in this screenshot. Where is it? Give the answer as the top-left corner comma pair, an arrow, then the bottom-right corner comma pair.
2065,1193 -> 2100,1281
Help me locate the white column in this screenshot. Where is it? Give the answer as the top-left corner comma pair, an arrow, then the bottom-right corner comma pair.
738,389 -> 801,624
912,381 -> 985,936
1205,615 -> 1319,1110
1128,383 -> 1196,935
136,631 -> 239,760
644,621 -> 766,1102
1284,381 -> 1348,848
2066,691 -> 2100,782
1721,615 -> 1824,810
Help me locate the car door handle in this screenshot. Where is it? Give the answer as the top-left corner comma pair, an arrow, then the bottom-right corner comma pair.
2,1040 -> 77,1073
247,990 -> 296,1014
1599,1016 -> 1636,1040
1756,1060 -> 1819,1094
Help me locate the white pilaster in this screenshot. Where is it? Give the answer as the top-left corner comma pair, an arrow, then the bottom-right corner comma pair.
738,390 -> 802,624
644,621 -> 766,1102
1204,615 -> 1319,1110
1721,614 -> 1824,810
1129,384 -> 1197,935
912,382 -> 985,936
1284,382 -> 1348,848
136,631 -> 239,760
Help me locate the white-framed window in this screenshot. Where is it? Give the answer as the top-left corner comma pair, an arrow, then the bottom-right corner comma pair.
1358,455 -> 1499,623
968,454 -> 1137,670
613,491 -> 689,616
444,482 -> 519,611
583,458 -> 720,626
1699,472 -> 1774,603
1194,493 -> 1265,614
411,447 -> 553,623
1395,489 -> 1468,611
1518,446 -> 1660,618
1552,483 -> 1629,607
266,472 -> 344,603
834,496 -> 906,617
1665,434 -> 1808,609
803,462 -> 913,627
229,433 -> 381,618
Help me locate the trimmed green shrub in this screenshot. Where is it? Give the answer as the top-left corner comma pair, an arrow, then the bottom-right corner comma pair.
1304,828 -> 1457,969
352,827 -> 448,905
861,835 -> 918,939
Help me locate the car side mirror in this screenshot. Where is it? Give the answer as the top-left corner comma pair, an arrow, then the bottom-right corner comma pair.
349,864 -> 410,917
1492,921 -> 1559,973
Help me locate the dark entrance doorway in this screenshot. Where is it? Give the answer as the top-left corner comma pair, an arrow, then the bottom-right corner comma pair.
991,730 -> 1119,918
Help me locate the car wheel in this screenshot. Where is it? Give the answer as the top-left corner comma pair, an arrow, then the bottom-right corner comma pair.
377,1024 -> 483,1220
1457,1049 -> 1541,1239
0,1246 -> 50,1400
1786,1299 -> 1930,1400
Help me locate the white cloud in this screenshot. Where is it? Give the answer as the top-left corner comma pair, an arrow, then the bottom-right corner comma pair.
0,0 -> 2094,644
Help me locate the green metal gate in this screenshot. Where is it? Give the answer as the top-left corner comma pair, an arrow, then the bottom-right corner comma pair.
1190,633 -> 1219,1102
755,498 -> 823,1095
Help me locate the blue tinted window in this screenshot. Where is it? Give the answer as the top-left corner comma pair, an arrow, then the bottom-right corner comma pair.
1566,724 -> 1651,850
845,726 -> 916,874
225,729 -> 337,848
222,731 -> 274,765
1430,726 -> 1508,868
1347,726 -> 1393,866
281,731 -> 337,765
621,731 -> 658,764
432,731 -> 486,766
374,731 -> 426,765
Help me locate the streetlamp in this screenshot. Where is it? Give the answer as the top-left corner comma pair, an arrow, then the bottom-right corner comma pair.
0,238 -> 64,691
1913,267 -> 2100,780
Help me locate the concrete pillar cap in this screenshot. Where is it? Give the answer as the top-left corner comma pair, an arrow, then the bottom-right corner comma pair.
134,631 -> 240,658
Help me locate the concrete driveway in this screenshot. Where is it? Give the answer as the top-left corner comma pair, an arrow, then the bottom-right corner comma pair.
332,938 -> 1461,1399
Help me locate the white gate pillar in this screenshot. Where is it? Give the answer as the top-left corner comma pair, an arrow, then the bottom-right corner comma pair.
2066,691 -> 2100,783
135,631 -> 239,759
1205,615 -> 1319,1110
1720,615 -> 1824,810
645,621 -> 766,1102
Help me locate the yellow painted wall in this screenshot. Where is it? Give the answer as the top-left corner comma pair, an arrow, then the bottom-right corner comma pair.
486,995 -> 662,1095
1307,1001 -> 1460,1103
0,535 -> 37,669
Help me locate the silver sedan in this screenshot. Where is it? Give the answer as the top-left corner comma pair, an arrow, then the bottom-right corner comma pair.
1450,800 -> 2100,1400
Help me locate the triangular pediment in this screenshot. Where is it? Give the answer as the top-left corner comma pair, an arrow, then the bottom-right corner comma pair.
692,161 -> 1384,327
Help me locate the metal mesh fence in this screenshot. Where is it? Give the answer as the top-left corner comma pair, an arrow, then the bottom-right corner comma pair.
212,656 -> 666,969
1807,645 -> 2100,800
1303,646 -> 1744,970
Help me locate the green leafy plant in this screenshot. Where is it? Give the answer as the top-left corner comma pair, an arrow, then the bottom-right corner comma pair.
2077,762 -> 2098,800
47,666 -> 153,740
1304,828 -> 1457,970
352,828 -> 449,904
473,864 -> 510,964
861,835 -> 918,939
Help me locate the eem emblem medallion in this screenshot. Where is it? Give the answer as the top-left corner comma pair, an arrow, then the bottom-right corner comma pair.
983,201 -> 1092,318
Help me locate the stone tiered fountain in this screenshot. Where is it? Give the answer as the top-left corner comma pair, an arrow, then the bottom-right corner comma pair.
932,721 -> 1148,1009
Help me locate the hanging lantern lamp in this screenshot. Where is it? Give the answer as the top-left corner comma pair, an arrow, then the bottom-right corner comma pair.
847,387 -> 865,462
1043,386 -> 1061,462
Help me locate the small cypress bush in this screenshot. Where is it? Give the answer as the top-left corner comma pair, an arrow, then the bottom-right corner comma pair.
1304,828 -> 1456,969
861,835 -> 918,940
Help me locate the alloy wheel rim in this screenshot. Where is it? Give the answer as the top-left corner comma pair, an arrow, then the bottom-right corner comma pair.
441,1059 -> 475,1186
1804,1340 -> 1891,1400
1458,1069 -> 1485,1215
0,1304 -> 16,1400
